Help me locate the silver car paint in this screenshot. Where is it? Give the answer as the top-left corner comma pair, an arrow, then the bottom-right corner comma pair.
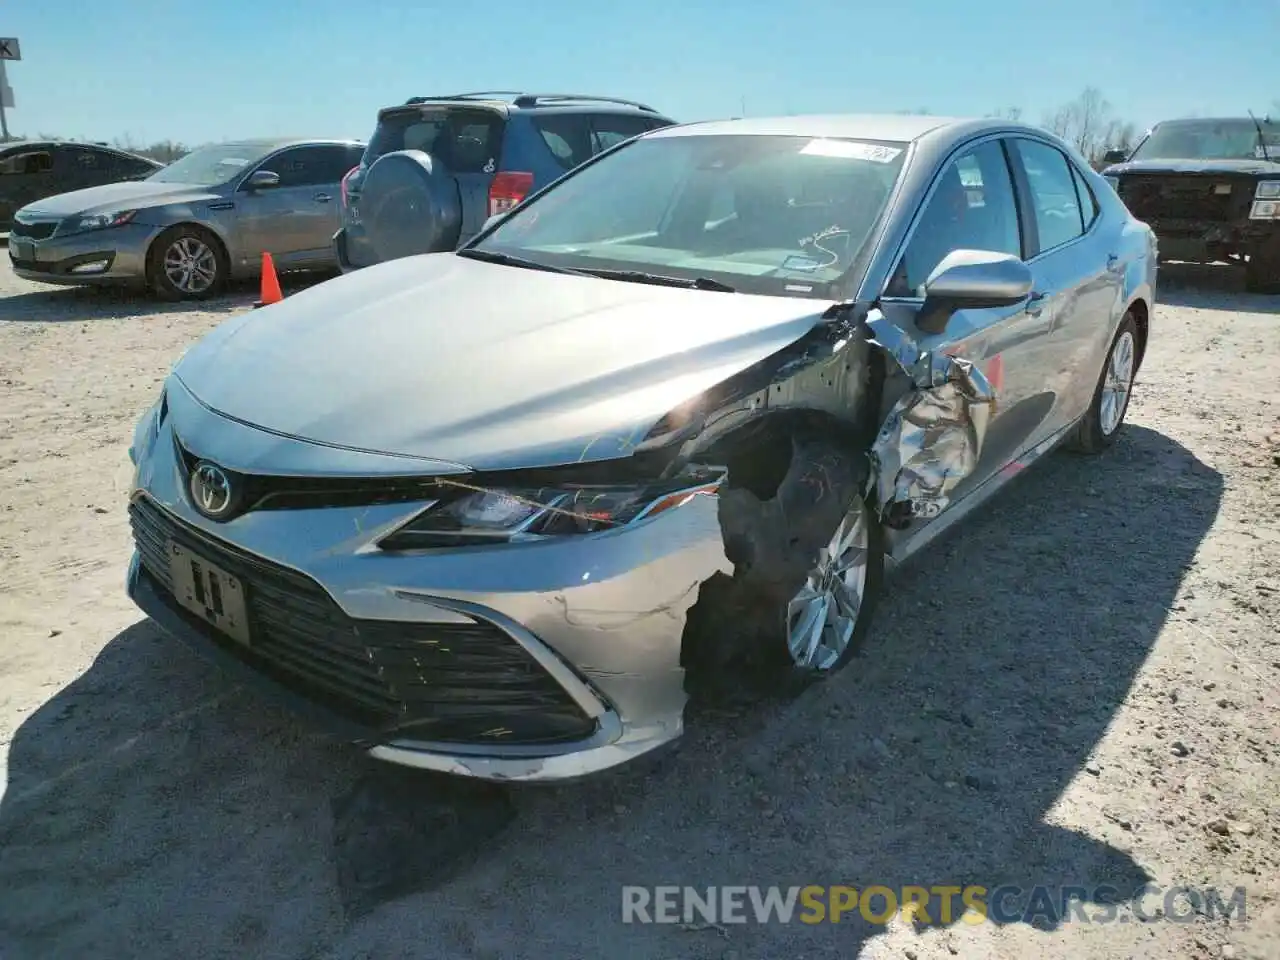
11,138 -> 364,287
174,253 -> 837,471
128,114 -> 1156,781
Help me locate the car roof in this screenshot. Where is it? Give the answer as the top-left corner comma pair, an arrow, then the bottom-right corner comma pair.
201,137 -> 366,151
385,93 -> 668,119
650,113 -> 971,143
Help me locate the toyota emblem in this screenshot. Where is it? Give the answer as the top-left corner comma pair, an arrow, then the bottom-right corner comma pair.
189,461 -> 236,520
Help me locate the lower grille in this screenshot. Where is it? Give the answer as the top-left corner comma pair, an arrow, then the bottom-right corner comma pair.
10,219 -> 57,241
1120,176 -> 1244,223
129,496 -> 596,745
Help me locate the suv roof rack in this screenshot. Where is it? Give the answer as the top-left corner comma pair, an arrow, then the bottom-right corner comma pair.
402,91 -> 658,113
512,93 -> 657,113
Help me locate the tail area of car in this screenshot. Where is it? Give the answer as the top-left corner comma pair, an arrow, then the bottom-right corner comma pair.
334,99 -> 516,271
333,92 -> 675,272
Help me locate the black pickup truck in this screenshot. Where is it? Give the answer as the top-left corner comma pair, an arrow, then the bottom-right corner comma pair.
1101,116 -> 1280,293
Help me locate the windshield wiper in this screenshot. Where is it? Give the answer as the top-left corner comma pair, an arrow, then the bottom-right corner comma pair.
1248,110 -> 1271,162
454,248 -> 587,275
578,268 -> 736,292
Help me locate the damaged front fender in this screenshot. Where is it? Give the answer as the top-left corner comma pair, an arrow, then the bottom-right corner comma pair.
864,308 -> 996,528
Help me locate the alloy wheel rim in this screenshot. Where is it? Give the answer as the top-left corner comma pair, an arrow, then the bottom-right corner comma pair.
163,237 -> 217,294
1099,330 -> 1136,436
786,501 -> 870,671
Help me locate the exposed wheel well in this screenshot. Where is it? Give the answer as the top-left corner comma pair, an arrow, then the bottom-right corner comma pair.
1127,297 -> 1150,370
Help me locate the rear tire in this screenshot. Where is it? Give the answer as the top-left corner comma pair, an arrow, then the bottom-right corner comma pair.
147,225 -> 228,301
1068,312 -> 1139,454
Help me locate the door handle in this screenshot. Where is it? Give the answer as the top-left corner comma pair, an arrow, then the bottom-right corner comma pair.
313,193 -> 332,203
1106,254 -> 1122,273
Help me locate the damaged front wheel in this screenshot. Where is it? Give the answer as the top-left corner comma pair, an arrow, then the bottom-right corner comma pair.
786,500 -> 873,671
682,436 -> 884,706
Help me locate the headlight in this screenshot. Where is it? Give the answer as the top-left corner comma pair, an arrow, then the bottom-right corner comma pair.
1249,199 -> 1280,220
1255,180 -> 1280,200
66,209 -> 137,234
379,474 -> 723,549
128,387 -> 167,465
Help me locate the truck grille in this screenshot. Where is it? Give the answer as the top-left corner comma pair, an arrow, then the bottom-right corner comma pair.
129,496 -> 596,745
10,219 -> 57,241
1119,175 -> 1244,224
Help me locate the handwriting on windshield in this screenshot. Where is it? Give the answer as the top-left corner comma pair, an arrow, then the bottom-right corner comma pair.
795,225 -> 849,269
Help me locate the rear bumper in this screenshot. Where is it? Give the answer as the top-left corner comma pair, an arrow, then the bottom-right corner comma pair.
332,223 -> 379,273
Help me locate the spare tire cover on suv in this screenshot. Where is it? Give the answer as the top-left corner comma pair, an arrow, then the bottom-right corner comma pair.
359,149 -> 463,263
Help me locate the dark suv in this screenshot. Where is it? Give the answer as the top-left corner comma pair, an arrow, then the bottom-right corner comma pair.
333,92 -> 676,271
1101,116 -> 1280,292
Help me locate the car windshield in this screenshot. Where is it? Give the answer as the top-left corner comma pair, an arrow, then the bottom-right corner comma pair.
1129,119 -> 1280,162
147,142 -> 272,185
472,132 -> 909,298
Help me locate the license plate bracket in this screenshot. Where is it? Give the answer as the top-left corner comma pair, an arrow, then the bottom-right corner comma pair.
167,541 -> 251,646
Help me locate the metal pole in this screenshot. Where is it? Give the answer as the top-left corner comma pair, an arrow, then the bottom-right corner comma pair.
0,60 -> 9,140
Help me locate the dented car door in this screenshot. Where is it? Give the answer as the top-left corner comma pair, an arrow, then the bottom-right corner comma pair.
877,138 -> 1054,525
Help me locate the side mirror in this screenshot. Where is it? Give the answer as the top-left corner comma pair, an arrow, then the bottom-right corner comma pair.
244,169 -> 280,191
1102,149 -> 1128,164
916,249 -> 1034,335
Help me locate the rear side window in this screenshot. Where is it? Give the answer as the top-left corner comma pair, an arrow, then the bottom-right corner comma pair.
590,114 -> 653,153
533,115 -> 594,170
0,149 -> 53,175
1071,164 -> 1099,229
260,145 -> 359,188
73,148 -> 112,171
1011,138 -> 1085,254
365,107 -> 504,174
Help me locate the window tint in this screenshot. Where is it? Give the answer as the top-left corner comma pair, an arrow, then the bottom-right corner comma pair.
0,149 -> 53,176
260,145 -> 358,188
888,139 -> 1021,297
590,114 -> 653,153
532,115 -> 594,170
365,107 -> 504,174
116,155 -> 158,178
1012,139 -> 1085,254
1071,164 -> 1098,229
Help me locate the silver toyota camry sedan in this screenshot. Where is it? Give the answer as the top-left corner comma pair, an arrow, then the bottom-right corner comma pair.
126,114 -> 1156,782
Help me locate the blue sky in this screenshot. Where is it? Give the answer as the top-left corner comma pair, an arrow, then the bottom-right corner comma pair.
3,0 -> 1278,146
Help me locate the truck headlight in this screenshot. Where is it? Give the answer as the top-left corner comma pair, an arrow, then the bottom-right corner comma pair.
1104,175 -> 1121,192
1249,200 -> 1280,220
1255,181 -> 1280,200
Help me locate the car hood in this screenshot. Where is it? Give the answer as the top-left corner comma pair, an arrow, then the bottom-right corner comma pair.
174,254 -> 836,472
21,180 -> 219,218
1103,157 -> 1280,177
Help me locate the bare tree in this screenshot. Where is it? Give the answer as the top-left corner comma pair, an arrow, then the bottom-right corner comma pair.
1042,87 -> 1132,162
988,107 -> 1023,121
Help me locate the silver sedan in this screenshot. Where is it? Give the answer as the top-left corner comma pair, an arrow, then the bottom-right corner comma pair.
9,137 -> 365,300
126,114 -> 1156,781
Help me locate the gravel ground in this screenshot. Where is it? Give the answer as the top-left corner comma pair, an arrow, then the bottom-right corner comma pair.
1,255 -> 1277,960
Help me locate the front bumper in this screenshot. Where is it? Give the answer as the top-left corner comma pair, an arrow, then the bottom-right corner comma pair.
1142,218 -> 1278,261
8,221 -> 159,285
126,382 -> 730,782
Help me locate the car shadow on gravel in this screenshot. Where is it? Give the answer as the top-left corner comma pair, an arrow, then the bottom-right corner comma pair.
0,271 -> 337,324
1158,261 -> 1280,314
0,425 -> 1223,959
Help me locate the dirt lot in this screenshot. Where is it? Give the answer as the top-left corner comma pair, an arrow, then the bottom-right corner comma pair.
1,255 -> 1277,960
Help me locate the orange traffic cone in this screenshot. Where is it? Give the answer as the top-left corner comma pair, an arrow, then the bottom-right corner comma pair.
253,251 -> 284,308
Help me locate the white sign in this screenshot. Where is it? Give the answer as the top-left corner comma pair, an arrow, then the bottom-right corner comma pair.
0,38 -> 21,61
